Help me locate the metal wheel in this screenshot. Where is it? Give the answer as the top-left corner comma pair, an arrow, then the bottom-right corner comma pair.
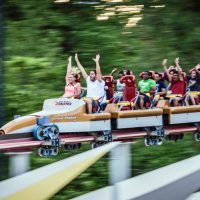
63,143 -> 81,151
63,144 -> 71,151
34,126 -> 45,141
144,137 -> 151,146
49,147 -> 59,156
193,132 -> 200,141
37,147 -> 48,157
51,125 -> 59,139
90,142 -> 99,149
156,137 -> 163,145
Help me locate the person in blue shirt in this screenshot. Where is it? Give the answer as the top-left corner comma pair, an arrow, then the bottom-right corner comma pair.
154,72 -> 167,96
153,72 -> 167,105
185,64 -> 200,105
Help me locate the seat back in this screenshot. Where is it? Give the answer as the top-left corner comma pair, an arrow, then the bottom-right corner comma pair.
120,75 -> 136,101
102,76 -> 114,100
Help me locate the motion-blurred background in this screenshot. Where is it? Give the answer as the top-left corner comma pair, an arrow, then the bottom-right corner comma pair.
2,0 -> 199,121
0,0 -> 200,199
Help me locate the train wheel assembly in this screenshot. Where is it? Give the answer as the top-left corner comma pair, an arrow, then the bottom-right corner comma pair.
63,143 -> 82,151
166,134 -> 184,142
38,147 -> 47,157
102,130 -> 112,143
90,141 -> 105,149
37,147 -> 59,157
33,124 -> 59,141
144,136 -> 163,146
48,125 -> 59,139
193,132 -> 200,141
34,126 -> 45,141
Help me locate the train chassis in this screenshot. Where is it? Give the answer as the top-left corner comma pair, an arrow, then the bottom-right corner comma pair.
33,117 -> 200,157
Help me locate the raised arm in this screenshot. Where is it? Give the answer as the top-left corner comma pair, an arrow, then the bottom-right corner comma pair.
195,64 -> 200,74
149,71 -> 155,79
175,57 -> 183,81
93,54 -> 102,82
163,59 -> 168,72
162,59 -> 172,81
66,56 -> 72,78
110,67 -> 117,76
75,53 -> 88,80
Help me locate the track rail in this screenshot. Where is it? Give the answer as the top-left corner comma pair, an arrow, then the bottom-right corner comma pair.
0,134 -> 96,151
0,124 -> 198,151
0,130 -> 147,151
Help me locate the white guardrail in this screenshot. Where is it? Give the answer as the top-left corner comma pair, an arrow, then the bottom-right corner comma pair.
187,192 -> 200,200
73,154 -> 200,200
0,142 -> 120,200
1,142 -> 200,200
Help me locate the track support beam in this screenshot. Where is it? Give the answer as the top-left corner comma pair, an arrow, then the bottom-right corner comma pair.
109,143 -> 131,185
7,152 -> 31,177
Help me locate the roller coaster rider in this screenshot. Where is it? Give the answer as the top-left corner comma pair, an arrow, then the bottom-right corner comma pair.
111,70 -> 125,102
152,72 -> 167,105
75,53 -> 105,114
185,64 -> 200,105
62,56 -> 81,98
164,58 -> 186,106
138,71 -> 156,109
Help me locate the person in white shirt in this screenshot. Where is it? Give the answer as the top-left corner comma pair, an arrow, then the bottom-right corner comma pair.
75,53 -> 105,113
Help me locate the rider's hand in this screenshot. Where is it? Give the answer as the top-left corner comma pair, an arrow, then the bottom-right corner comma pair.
93,54 -> 100,63
68,56 -> 72,62
162,59 -> 167,66
111,68 -> 117,73
175,57 -> 179,65
75,53 -> 79,62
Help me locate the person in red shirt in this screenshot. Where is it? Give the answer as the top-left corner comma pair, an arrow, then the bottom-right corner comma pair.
163,58 -> 183,82
165,58 -> 186,106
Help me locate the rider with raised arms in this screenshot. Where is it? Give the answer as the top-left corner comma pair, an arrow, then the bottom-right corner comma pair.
75,53 -> 105,113
164,58 -> 185,106
62,56 -> 81,98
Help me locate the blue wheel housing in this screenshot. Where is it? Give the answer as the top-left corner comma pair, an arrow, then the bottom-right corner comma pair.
33,126 -> 45,141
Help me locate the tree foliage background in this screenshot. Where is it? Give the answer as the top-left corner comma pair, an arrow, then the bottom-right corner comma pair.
4,0 -> 199,121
